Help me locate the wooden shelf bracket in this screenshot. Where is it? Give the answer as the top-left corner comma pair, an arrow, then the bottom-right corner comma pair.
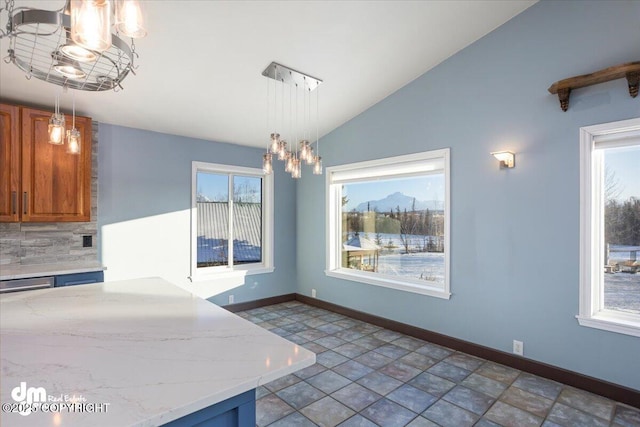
548,61 -> 640,111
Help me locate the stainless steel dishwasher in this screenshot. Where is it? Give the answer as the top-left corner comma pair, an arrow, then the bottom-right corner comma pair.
0,276 -> 54,293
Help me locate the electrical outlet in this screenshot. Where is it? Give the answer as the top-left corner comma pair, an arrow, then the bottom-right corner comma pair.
311,289 -> 317,298
228,295 -> 234,304
513,340 -> 524,356
82,235 -> 92,247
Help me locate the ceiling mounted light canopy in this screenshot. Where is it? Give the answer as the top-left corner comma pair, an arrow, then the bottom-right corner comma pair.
262,62 -> 323,179
0,0 -> 148,91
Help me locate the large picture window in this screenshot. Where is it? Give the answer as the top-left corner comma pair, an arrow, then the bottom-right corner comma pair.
578,118 -> 640,337
191,162 -> 273,278
326,149 -> 450,298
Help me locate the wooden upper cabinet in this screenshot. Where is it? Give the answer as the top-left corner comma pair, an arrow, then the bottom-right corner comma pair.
20,107 -> 92,222
0,103 -> 92,223
0,104 -> 21,222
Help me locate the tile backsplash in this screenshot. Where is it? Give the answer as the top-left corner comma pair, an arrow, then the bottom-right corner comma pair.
0,123 -> 99,267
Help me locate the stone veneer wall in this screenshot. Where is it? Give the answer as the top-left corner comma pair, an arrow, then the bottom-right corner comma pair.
0,123 -> 99,266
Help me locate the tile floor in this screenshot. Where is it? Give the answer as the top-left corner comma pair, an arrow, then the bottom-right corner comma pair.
237,301 -> 640,427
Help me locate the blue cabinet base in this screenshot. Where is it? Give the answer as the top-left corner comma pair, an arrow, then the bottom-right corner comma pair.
162,389 -> 256,427
54,271 -> 104,287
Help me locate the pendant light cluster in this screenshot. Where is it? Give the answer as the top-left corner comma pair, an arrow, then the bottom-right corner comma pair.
1,0 -> 148,91
48,93 -> 82,155
262,62 -> 323,178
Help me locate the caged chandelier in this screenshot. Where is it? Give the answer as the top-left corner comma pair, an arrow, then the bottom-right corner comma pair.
262,62 -> 323,178
0,0 -> 147,91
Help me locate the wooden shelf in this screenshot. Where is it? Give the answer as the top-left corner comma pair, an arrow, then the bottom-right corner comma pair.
548,61 -> 639,111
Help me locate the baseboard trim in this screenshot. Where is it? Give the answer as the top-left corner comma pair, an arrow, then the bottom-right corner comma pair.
223,293 -> 296,313
295,294 -> 640,408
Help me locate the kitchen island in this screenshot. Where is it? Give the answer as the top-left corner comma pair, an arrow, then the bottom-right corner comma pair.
0,277 -> 315,427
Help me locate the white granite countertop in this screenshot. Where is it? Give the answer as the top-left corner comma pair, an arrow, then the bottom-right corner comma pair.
0,261 -> 106,281
0,277 -> 315,427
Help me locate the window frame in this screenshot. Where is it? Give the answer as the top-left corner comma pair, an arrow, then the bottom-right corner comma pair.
577,118 -> 640,337
325,149 -> 451,299
190,161 -> 274,280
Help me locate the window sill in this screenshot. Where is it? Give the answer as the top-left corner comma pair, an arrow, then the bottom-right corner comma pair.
576,312 -> 640,337
190,266 -> 274,282
325,269 -> 450,299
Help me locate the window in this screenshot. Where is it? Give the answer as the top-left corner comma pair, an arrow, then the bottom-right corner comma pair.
326,149 -> 450,298
578,118 -> 640,337
191,162 -> 273,278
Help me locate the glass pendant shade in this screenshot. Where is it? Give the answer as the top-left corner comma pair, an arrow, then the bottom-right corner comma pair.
299,140 -> 310,161
114,0 -> 147,38
48,114 -> 66,145
313,156 -> 322,175
292,159 -> 301,179
270,133 -> 280,153
305,147 -> 315,165
277,141 -> 288,161
70,0 -> 112,52
262,153 -> 273,174
66,128 -> 82,154
60,43 -> 97,63
285,153 -> 294,172
53,59 -> 86,79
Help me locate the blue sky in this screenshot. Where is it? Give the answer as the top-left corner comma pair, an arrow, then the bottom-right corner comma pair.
197,173 -> 261,202
605,145 -> 639,201
343,175 -> 445,211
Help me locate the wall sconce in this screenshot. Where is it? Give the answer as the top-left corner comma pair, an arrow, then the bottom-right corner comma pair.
491,151 -> 515,169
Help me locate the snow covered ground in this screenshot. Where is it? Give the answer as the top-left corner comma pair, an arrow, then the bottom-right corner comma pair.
355,233 -> 639,314
377,252 -> 445,284
605,273 -> 640,314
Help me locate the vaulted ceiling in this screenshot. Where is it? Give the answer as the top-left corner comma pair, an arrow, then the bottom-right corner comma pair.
0,1 -> 536,148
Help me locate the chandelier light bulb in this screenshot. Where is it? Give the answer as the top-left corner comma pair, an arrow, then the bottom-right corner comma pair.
278,141 -> 288,161
270,133 -> 280,153
263,153 -> 273,174
60,43 -> 97,63
313,156 -> 323,175
292,159 -> 301,179
115,0 -> 147,38
66,128 -> 82,154
48,116 -> 66,145
285,152 -> 295,172
305,147 -> 315,165
70,0 -> 112,52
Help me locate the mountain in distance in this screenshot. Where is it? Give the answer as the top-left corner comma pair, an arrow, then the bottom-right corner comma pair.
354,192 -> 442,212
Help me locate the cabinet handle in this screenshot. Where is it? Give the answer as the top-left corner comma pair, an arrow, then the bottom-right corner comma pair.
11,191 -> 17,215
23,192 -> 27,215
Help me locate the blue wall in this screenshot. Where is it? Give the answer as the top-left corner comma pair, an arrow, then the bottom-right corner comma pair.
296,1 -> 640,390
98,124 -> 297,305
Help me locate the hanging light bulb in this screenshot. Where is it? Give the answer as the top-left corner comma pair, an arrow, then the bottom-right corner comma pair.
270,133 -> 280,153
292,158 -> 301,179
67,128 -> 81,154
70,0 -> 112,52
52,51 -> 86,79
66,94 -> 81,155
114,0 -> 147,38
284,152 -> 294,172
60,30 -> 97,63
299,140 -> 310,161
262,153 -> 273,174
48,95 -> 65,145
277,141 -> 288,161
313,156 -> 322,175
305,146 -> 315,165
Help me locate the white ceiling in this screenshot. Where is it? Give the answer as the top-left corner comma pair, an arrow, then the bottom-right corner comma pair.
0,1 -> 536,148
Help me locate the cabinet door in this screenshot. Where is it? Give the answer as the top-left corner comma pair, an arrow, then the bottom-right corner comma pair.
0,104 -> 20,222
21,107 -> 92,222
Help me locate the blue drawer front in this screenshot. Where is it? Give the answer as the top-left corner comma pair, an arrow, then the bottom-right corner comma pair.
55,271 -> 104,287
162,389 -> 255,427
